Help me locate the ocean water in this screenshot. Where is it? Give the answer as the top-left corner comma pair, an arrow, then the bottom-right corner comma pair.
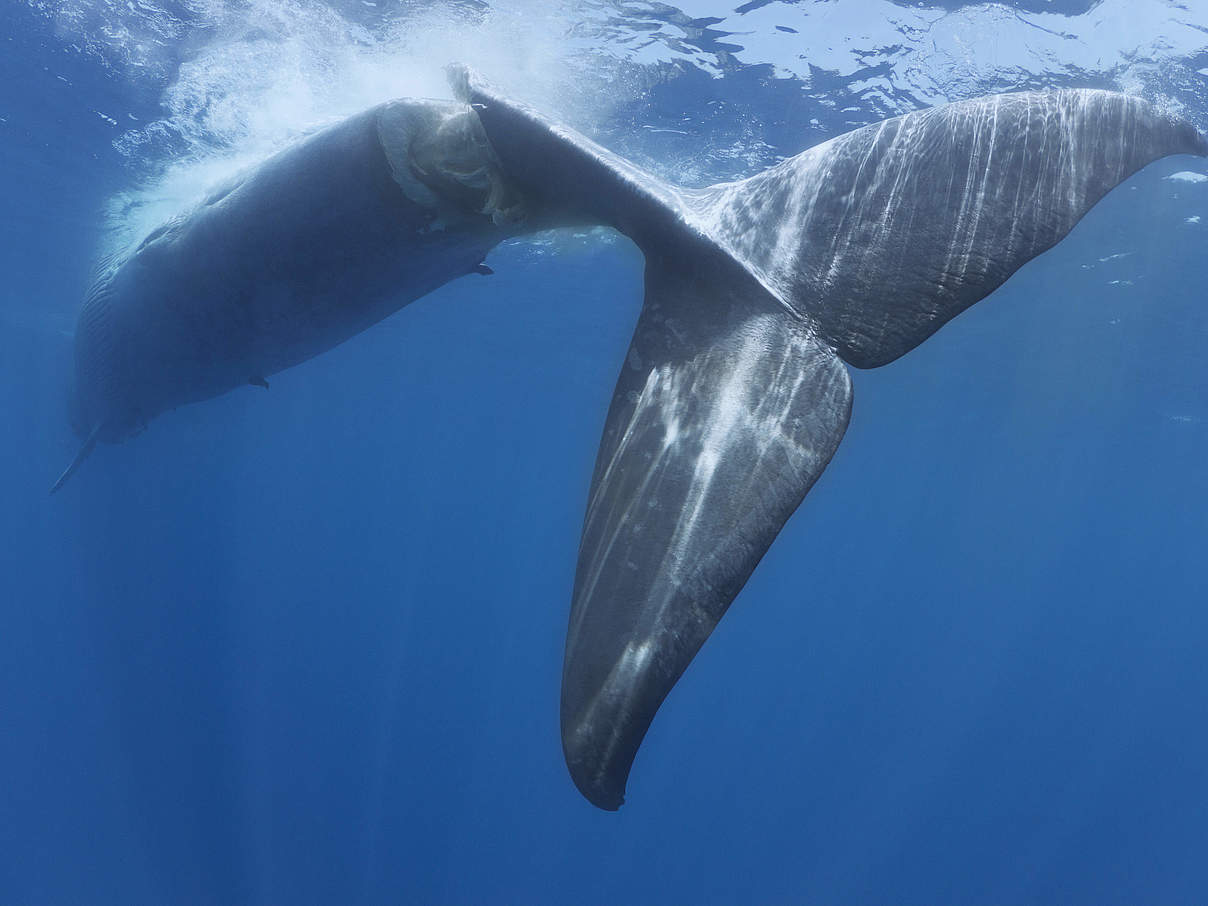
3,1 -> 1208,903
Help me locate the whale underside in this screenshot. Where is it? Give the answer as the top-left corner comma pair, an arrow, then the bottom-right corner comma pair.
60,66 -> 1207,809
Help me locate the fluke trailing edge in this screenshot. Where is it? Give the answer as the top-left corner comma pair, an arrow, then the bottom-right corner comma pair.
59,66 -> 1207,809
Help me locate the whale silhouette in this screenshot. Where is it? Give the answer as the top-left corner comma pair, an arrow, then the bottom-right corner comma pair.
58,66 -> 1207,809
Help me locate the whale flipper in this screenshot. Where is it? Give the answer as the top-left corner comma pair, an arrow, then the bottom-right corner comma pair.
562,262 -> 852,809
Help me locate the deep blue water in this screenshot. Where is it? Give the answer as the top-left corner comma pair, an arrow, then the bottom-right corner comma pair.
3,1 -> 1208,903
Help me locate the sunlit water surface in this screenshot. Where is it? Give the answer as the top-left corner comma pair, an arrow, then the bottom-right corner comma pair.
3,1 -> 1208,903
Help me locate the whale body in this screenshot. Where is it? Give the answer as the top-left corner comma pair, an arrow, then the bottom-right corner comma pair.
61,67 -> 1207,809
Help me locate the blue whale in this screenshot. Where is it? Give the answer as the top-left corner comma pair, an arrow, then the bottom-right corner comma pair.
60,67 -> 1207,809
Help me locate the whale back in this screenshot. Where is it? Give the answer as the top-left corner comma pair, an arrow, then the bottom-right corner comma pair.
69,101 -> 522,447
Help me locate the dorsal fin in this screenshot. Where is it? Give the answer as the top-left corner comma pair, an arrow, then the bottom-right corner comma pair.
448,65 -> 711,257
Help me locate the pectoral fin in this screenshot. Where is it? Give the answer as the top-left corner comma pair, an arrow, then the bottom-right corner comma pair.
50,426 -> 101,495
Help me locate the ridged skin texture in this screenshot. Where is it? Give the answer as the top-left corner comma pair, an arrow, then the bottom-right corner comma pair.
695,90 -> 1208,367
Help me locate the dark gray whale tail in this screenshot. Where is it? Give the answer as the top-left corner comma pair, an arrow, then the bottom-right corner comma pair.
61,64 -> 1206,809
453,68 -> 1207,809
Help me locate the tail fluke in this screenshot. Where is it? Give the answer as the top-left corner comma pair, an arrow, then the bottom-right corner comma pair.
562,257 -> 852,809
693,90 -> 1208,368
458,67 -> 1208,809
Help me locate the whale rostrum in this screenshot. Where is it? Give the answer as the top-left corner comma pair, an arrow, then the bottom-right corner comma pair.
60,66 -> 1207,809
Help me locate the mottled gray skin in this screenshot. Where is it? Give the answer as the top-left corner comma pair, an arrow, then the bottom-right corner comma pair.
65,67 -> 1206,810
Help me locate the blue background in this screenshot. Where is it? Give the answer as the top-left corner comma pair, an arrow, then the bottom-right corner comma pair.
2,1 -> 1207,903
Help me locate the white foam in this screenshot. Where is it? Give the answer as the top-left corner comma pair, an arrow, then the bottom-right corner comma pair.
34,0 -> 644,259
1165,171 -> 1208,184
30,0 -> 1208,258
